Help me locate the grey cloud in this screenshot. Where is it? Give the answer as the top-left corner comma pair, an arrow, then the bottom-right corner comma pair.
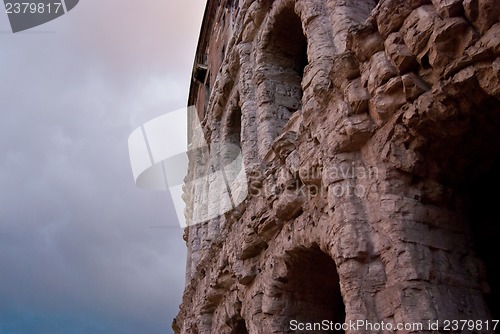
0,0 -> 205,332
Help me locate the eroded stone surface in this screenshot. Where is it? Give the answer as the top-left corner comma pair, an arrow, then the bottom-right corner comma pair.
175,0 -> 500,333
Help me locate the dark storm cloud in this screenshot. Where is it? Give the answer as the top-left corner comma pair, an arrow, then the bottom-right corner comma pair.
0,1 -> 205,333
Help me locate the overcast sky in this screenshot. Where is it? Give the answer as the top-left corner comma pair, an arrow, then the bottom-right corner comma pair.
0,1 -> 206,333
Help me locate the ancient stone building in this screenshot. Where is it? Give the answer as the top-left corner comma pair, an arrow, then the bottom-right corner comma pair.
174,0 -> 500,332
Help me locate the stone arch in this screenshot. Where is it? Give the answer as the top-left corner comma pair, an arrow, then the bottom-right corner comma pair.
254,0 -> 308,158
221,98 -> 243,171
405,89 -> 500,321
232,318 -> 248,334
466,156 -> 500,321
261,2 -> 308,81
226,103 -> 242,146
219,311 -> 249,334
283,246 -> 345,330
262,244 -> 346,333
452,96 -> 500,321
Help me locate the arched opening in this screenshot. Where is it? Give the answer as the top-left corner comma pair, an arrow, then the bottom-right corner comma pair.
226,104 -> 242,147
467,156 -> 500,321
439,96 -> 500,321
282,246 -> 345,333
221,104 -> 243,185
260,4 -> 308,141
458,108 -> 500,321
266,6 -> 308,82
232,318 -> 248,334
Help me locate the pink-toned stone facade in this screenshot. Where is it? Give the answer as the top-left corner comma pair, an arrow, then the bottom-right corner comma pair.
175,0 -> 500,333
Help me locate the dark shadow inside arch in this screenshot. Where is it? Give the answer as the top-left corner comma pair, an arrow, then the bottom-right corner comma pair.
465,157 -> 500,321
282,246 -> 345,333
232,318 -> 248,334
448,96 -> 500,322
221,104 -> 243,183
468,158 -> 500,319
267,6 -> 308,79
263,4 -> 308,133
227,104 -> 242,146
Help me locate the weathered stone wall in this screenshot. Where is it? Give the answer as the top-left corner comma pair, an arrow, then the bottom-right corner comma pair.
175,0 -> 500,333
